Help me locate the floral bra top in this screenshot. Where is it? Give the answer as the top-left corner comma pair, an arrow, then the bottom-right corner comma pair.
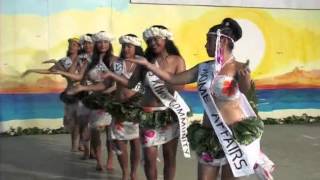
59,57 -> 73,70
88,57 -> 109,83
211,75 -> 240,101
78,53 -> 92,64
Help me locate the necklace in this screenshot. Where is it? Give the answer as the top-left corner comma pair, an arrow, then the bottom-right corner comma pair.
221,55 -> 234,68
155,52 -> 169,67
124,58 -> 135,74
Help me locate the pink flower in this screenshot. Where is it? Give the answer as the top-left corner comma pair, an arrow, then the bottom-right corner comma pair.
115,122 -> 124,131
201,152 -> 214,163
144,130 -> 156,138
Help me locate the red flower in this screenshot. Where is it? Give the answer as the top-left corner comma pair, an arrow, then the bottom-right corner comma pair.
115,122 -> 124,131
222,79 -> 237,96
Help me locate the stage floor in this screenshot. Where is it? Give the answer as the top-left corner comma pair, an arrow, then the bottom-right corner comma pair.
1,124 -> 319,180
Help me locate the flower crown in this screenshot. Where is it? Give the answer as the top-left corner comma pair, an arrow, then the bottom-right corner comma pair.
143,27 -> 173,41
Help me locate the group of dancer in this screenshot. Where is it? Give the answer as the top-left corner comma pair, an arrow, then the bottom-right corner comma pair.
22,18 -> 274,180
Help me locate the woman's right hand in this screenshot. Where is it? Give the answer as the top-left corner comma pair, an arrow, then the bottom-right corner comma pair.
101,71 -> 112,80
21,70 -> 31,78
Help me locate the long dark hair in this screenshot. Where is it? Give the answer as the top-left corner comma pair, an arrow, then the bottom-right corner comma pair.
87,41 -> 114,71
119,34 -> 144,59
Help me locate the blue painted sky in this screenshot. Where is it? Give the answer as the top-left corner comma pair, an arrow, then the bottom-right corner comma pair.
0,0 -> 129,16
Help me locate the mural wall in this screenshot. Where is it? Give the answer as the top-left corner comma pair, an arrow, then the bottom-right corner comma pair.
1,0 -> 319,132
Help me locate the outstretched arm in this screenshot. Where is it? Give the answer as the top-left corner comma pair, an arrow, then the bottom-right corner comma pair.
102,71 -> 129,87
42,59 -> 58,64
67,83 -> 106,95
21,68 -> 59,78
55,62 -> 88,81
126,57 -> 199,85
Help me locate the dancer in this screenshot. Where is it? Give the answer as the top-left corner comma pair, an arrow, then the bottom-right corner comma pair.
22,37 -> 83,152
126,18 -> 274,180
110,34 -> 144,180
63,31 -> 116,171
58,33 -> 95,158
102,26 -> 190,180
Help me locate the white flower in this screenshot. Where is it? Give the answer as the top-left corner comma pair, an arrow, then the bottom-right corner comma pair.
93,31 -> 114,42
79,34 -> 93,44
143,27 -> 173,41
119,35 -> 142,46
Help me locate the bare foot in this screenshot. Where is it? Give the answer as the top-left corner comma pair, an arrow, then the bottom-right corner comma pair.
90,154 -> 96,159
78,145 -> 85,152
96,164 -> 105,172
71,148 -> 79,152
106,164 -> 114,172
130,174 -> 138,180
81,155 -> 89,160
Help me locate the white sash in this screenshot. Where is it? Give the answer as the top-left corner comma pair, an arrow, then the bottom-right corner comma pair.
114,59 -> 144,93
197,61 -> 260,177
145,70 -> 191,158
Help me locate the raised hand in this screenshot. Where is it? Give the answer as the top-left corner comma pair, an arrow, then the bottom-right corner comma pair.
21,70 -> 31,78
238,59 -> 250,79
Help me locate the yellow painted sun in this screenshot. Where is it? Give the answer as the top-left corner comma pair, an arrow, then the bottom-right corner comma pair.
233,19 -> 265,71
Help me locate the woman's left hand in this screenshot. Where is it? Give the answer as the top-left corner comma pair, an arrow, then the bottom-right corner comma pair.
237,68 -> 250,80
125,57 -> 149,67
42,59 -> 57,64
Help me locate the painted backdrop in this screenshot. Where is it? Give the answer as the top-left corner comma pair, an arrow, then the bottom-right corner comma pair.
1,0 -> 319,132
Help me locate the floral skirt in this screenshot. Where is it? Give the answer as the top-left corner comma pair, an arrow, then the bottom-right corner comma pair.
111,121 -> 139,141
82,92 -> 142,123
139,108 -> 179,147
63,102 -> 78,131
187,117 -> 264,166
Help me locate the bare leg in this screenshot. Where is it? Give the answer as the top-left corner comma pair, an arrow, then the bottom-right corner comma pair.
106,127 -> 114,171
90,140 -> 96,159
71,121 -> 80,152
79,118 -> 90,159
64,104 -> 80,152
143,146 -> 158,180
162,138 -> 178,180
221,164 -> 239,180
130,138 -> 141,180
91,128 -> 104,171
197,162 -> 219,180
115,140 -> 129,180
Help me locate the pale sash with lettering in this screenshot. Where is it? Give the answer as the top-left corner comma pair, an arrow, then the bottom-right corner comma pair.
145,69 -> 191,158
113,59 -> 144,93
197,61 -> 260,177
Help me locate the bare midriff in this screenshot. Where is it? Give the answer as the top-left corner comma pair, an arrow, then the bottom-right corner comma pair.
140,86 -> 175,107
202,97 -> 245,128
